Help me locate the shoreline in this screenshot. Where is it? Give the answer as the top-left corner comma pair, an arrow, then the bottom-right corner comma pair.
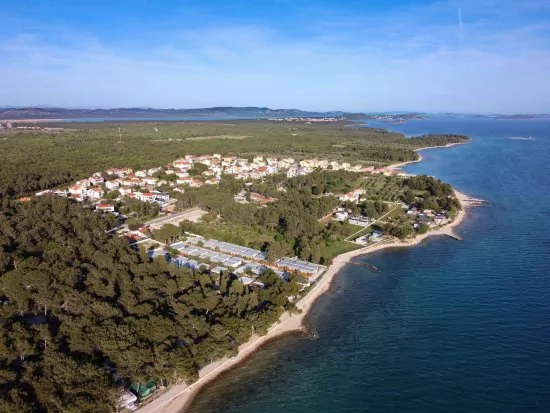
388,141 -> 467,171
136,143 -> 473,413
137,207 -> 472,413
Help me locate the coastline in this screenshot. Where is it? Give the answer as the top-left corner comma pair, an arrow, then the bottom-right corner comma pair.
137,201 -> 472,413
136,143 -> 473,413
388,141 -> 467,171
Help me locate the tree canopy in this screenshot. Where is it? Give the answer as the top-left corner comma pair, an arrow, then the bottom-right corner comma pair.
0,198 -> 299,412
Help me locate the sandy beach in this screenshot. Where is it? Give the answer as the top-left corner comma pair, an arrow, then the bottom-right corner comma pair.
136,186 -> 477,413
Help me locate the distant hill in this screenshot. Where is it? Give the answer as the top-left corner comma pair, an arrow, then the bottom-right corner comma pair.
0,106 -> 363,120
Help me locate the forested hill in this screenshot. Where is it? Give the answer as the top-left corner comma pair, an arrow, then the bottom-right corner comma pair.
0,197 -> 300,412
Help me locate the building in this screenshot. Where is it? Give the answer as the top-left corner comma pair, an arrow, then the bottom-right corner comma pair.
95,203 -> 115,212
334,211 -> 349,221
286,165 -> 301,178
189,178 -> 203,188
249,192 -> 276,205
105,167 -> 132,178
143,177 -> 159,186
86,187 -> 104,200
68,185 -> 85,196
349,215 -> 372,227
173,160 -> 192,170
370,230 -> 383,242
105,180 -> 120,190
355,235 -> 370,245
117,391 -> 138,412
122,177 -> 142,187
275,257 -> 324,277
176,177 -> 193,185
339,189 -> 365,203
88,175 -> 104,185
150,190 -> 170,203
53,189 -> 68,197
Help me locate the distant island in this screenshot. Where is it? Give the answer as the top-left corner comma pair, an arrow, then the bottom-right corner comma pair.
0,106 -> 363,120
1,106 -> 548,123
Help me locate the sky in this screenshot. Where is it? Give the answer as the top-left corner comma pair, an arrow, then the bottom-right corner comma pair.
1,0 -> 549,113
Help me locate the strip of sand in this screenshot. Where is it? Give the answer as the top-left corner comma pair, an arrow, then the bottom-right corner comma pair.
388,142 -> 467,171
136,186 -> 475,413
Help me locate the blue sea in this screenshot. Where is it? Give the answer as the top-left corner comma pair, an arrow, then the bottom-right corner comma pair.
188,118 -> 550,413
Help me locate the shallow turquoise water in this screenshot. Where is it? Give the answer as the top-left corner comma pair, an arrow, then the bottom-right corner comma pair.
188,119 -> 550,413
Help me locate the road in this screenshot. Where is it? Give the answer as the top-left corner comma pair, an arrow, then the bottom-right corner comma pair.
145,207 -> 207,230
113,207 -> 207,234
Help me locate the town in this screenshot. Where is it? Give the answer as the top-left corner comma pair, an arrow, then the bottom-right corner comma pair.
30,151 -> 459,292
33,152 -> 398,209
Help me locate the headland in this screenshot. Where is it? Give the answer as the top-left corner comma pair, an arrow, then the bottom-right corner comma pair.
135,149 -> 479,413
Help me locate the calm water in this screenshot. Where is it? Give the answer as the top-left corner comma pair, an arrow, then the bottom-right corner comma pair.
188,118 -> 550,413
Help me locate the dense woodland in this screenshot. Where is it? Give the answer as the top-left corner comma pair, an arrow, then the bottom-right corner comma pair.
0,198 -> 301,412
0,121 -> 468,198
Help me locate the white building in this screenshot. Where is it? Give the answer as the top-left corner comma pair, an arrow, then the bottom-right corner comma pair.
105,180 -> 120,190
349,216 -> 372,227
86,187 -> 104,200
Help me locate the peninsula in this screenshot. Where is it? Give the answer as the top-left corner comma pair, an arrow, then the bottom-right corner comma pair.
0,119 -> 471,412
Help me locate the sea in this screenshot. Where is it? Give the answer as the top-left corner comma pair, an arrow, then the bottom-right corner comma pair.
187,118 -> 550,413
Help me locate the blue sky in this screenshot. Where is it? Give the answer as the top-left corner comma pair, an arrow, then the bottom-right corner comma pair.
1,0 -> 549,113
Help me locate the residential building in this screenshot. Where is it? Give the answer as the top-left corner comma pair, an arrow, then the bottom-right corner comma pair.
176,177 -> 194,185
105,180 -> 121,190
334,211 -> 349,221
86,187 -> 104,200
143,177 -> 159,186
88,175 -> 104,185
68,185 -> 85,196
95,203 -> 115,212
286,165 -> 301,178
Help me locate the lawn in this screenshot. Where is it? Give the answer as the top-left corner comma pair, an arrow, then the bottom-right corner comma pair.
320,241 -> 361,262
346,226 -> 374,241
184,220 -> 277,249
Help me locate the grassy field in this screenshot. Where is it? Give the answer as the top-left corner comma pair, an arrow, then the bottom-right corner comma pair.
320,241 -> 361,261
182,219 -> 277,250
346,226 -> 374,241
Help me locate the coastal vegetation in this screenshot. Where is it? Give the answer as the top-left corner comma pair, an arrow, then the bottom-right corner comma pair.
0,198 -> 301,412
169,170 -> 460,263
0,121 -> 468,198
0,120 -> 467,412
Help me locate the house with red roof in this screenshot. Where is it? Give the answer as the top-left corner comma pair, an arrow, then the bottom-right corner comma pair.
95,203 -> 115,212
86,187 -> 104,200
69,184 -> 86,196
